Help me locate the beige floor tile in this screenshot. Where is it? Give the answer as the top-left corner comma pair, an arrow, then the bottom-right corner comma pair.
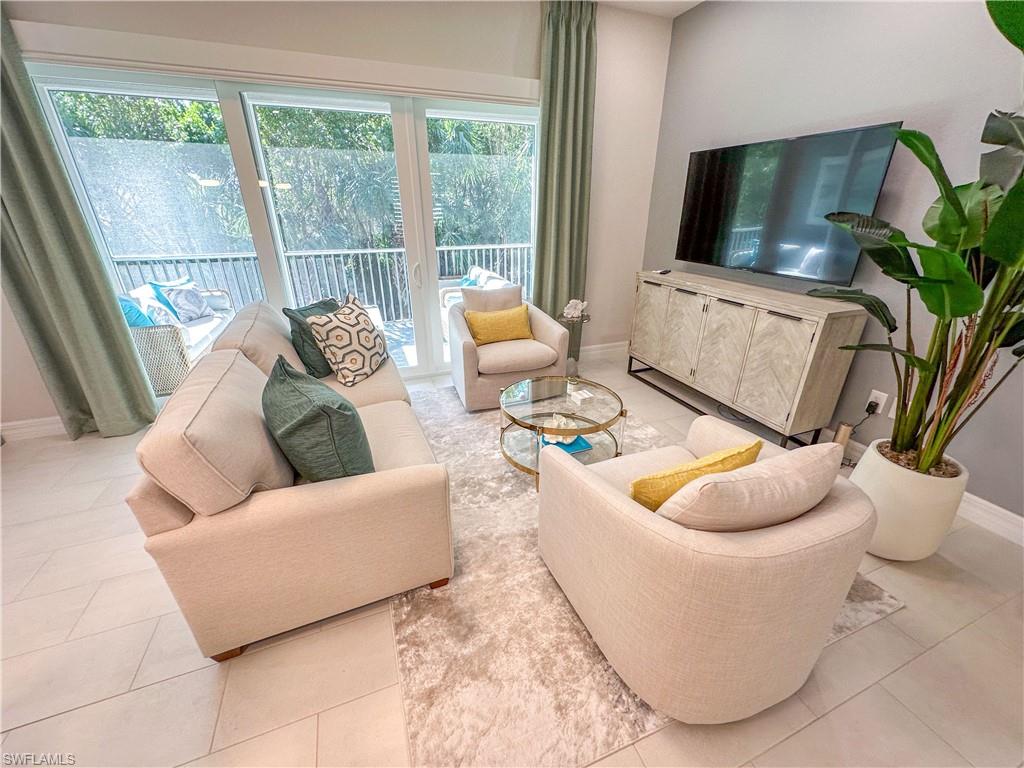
2,503 -> 139,559
317,685 -> 409,767
18,532 -> 153,599
185,717 -> 317,767
1,618 -> 156,729
62,453 -> 140,486
317,598 -> 391,630
1,479 -> 112,527
634,695 -> 814,767
797,618 -> 923,716
0,457 -> 80,491
243,620 -> 322,654
590,745 -> 646,767
974,595 -> 1023,654
664,413 -> 699,437
69,568 -> 177,639
938,523 -> 1024,596
2,552 -> 50,603
882,622 -> 1023,768
133,612 -> 215,689
91,473 -> 144,509
2,584 -> 97,658
646,419 -> 687,443
869,554 -> 1007,647
857,553 -> 889,575
3,664 -> 227,767
753,685 -> 966,767
213,611 -> 398,750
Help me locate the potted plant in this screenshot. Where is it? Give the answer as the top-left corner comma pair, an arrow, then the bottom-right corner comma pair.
809,110 -> 1023,560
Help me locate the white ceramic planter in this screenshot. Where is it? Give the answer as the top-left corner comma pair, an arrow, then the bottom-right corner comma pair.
849,439 -> 969,562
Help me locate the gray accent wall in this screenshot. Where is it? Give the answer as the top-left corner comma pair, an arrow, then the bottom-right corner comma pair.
644,1 -> 1024,513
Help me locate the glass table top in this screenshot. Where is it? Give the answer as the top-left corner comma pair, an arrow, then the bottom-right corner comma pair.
499,376 -> 624,435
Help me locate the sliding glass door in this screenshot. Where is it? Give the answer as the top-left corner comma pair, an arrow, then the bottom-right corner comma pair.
33,64 -> 538,376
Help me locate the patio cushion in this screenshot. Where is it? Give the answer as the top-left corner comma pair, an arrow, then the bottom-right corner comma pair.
321,356 -> 410,407
476,338 -> 557,374
182,312 -> 231,355
212,301 -> 304,375
137,350 -> 294,516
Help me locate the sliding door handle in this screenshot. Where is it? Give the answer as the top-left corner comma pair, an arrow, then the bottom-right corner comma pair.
411,261 -> 423,289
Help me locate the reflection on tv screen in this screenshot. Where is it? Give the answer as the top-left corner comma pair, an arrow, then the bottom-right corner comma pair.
675,123 -> 900,286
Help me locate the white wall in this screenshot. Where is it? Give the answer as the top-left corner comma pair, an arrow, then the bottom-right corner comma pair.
585,5 -> 673,347
1,291 -> 58,424
643,1 -> 1023,512
4,1 -> 542,80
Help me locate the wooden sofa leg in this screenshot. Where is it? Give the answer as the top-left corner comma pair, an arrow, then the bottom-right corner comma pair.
428,578 -> 450,589
210,645 -> 247,662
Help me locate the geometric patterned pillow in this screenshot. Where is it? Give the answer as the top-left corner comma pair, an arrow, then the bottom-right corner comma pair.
306,295 -> 389,386
161,286 -> 215,323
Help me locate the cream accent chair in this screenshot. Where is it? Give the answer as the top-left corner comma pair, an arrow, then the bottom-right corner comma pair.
449,285 -> 569,411
538,416 -> 876,724
127,307 -> 453,661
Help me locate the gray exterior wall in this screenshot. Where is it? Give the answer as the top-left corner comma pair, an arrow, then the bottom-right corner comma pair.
644,1 -> 1023,513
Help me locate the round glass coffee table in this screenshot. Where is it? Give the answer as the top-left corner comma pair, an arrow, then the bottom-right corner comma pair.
499,376 -> 627,488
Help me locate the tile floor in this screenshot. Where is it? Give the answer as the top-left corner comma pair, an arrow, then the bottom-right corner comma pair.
1,348 -> 1021,767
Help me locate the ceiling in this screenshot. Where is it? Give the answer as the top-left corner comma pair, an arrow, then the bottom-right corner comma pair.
600,1 -> 702,19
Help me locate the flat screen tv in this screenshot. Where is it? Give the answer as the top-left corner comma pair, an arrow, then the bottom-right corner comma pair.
675,122 -> 901,285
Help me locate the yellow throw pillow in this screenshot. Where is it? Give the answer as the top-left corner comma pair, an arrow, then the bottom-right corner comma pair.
464,303 -> 533,346
630,441 -> 763,512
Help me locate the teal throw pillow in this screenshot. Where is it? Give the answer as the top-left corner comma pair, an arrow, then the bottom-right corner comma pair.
118,296 -> 155,328
283,298 -> 341,378
262,356 -> 374,482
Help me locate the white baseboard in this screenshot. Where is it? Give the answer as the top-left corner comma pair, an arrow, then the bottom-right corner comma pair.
957,493 -> 1024,546
833,433 -> 1022,545
1,416 -> 64,441
579,341 -> 628,360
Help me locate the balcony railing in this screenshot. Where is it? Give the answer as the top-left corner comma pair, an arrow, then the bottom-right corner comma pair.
111,243 -> 534,323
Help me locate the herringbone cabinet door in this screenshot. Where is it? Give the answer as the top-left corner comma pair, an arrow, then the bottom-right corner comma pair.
693,299 -> 755,400
660,289 -> 705,381
735,310 -> 816,426
630,281 -> 669,363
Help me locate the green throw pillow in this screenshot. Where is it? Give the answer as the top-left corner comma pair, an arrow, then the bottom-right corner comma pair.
283,298 -> 341,378
262,356 -> 375,482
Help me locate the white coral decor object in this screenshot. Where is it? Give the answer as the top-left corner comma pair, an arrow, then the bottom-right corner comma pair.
544,413 -> 576,444
563,299 -> 587,320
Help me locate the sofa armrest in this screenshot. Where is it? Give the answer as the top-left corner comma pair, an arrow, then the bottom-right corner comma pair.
145,464 -> 452,656
528,304 -> 570,362
448,303 -> 479,374
684,415 -> 788,461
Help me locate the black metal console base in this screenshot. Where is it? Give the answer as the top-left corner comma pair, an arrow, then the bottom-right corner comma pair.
626,356 -> 822,448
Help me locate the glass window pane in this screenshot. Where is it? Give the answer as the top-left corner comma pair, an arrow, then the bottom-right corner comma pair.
49,90 -> 264,306
427,116 -> 536,298
250,103 -> 416,367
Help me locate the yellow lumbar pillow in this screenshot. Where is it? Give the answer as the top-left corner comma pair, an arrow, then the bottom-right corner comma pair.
630,440 -> 763,512
464,303 -> 533,346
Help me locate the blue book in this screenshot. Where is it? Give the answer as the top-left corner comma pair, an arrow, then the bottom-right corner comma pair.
541,434 -> 592,455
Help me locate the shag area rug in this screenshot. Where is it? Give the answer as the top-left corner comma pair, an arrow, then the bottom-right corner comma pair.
393,387 -> 902,767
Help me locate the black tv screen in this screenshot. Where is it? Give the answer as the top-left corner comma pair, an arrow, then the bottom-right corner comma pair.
675,122 -> 900,285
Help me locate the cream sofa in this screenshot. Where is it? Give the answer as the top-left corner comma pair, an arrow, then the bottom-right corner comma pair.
449,295 -> 569,411
126,303 -> 452,660
538,416 -> 875,724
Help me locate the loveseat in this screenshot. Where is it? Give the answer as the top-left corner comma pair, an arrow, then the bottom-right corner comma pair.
126,302 -> 453,659
538,416 -> 876,724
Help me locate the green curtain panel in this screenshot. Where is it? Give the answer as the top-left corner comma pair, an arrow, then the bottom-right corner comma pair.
532,0 -> 596,359
1,15 -> 157,438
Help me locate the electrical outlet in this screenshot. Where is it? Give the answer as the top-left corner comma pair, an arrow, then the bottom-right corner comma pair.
866,389 -> 889,414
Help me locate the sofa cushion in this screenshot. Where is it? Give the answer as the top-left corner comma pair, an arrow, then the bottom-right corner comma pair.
476,339 -> 558,374
462,284 -> 523,312
125,475 -> 194,536
263,356 -> 374,482
137,350 -> 294,516
589,445 -> 697,496
631,441 -> 762,512
282,298 -> 340,379
212,301 -> 304,375
357,400 -> 436,471
659,442 -> 844,531
321,356 -> 410,407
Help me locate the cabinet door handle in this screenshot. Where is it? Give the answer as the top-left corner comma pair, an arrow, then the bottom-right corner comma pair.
717,298 -> 744,307
674,288 -> 698,295
767,310 -> 802,322
642,280 -> 660,287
